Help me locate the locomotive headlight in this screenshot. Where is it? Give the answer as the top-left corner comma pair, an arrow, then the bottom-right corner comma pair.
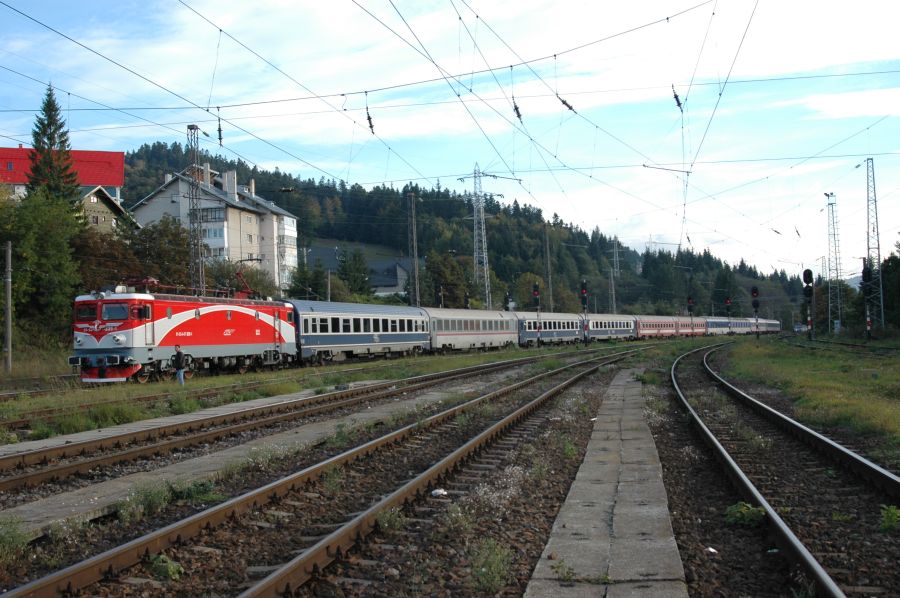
113,334 -> 125,345
75,337 -> 83,345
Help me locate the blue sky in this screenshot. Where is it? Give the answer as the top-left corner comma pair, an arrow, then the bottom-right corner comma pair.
1,0 -> 899,279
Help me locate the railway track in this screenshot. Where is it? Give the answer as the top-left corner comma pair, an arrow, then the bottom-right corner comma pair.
3,349 -> 633,595
671,344 -> 900,597
0,350 -> 600,500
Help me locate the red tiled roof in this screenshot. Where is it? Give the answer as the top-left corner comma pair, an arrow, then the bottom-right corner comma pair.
0,147 -> 124,187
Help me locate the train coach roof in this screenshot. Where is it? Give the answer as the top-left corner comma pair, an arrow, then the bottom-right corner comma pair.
512,311 -> 583,320
286,300 -> 429,318
420,307 -> 517,319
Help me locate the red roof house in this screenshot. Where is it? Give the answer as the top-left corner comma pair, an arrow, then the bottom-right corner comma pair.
0,145 -> 124,189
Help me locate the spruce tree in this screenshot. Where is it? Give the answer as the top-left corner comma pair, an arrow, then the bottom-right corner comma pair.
27,85 -> 80,201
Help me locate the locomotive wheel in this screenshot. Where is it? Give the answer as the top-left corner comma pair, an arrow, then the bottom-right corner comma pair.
184,368 -> 195,380
158,370 -> 174,382
134,371 -> 151,384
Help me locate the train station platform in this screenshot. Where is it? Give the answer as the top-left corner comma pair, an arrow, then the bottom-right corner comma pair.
525,368 -> 688,597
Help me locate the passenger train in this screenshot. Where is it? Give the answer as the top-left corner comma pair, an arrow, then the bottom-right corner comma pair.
69,289 -> 780,383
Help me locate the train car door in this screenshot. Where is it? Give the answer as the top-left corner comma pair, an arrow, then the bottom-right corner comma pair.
274,309 -> 281,349
141,304 -> 155,345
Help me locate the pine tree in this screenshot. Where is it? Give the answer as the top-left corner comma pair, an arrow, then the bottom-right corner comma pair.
27,85 -> 80,201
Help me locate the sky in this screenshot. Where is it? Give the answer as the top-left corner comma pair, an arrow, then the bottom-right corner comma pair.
1,0 -> 899,281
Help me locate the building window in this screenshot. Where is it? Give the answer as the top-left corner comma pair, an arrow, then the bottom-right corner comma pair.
5,162 -> 11,171
91,215 -> 99,224
246,234 -> 253,243
90,196 -> 98,203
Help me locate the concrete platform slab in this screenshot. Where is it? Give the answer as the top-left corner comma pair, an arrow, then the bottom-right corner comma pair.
525,368 -> 688,598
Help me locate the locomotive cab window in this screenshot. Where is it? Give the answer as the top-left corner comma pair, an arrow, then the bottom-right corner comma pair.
75,304 -> 97,321
101,303 -> 128,320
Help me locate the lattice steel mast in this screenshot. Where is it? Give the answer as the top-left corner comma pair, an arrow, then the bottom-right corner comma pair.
471,164 -> 491,309
825,192 -> 842,333
187,125 -> 205,295
864,158 -> 885,330
407,192 -> 420,307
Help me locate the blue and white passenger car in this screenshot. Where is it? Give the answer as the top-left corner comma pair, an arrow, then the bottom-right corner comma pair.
422,307 -> 518,352
287,300 -> 429,363
583,313 -> 636,342
514,311 -> 583,346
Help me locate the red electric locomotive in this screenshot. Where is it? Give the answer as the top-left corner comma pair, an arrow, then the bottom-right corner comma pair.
69,289 -> 297,382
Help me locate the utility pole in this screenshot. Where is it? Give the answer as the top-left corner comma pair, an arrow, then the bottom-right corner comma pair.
4,241 -> 11,374
864,158 -> 885,332
186,125 -> 205,296
608,269 -> 616,314
825,193 -> 842,334
407,192 -> 420,307
544,224 -> 553,312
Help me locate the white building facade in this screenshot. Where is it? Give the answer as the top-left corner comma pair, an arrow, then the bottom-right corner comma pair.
131,165 -> 298,290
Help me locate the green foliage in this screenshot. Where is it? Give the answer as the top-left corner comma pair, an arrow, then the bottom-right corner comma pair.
27,85 -> 80,201
148,553 -> 185,581
0,516 -> 29,567
321,466 -> 344,495
167,479 -> 225,505
469,538 -> 512,594
121,214 -> 191,287
880,504 -> 899,533
376,507 -> 408,533
205,258 -> 277,299
118,481 -> 173,524
725,501 -> 766,527
551,559 -> 576,583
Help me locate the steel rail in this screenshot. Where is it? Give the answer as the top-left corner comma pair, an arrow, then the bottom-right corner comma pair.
671,345 -> 845,598
241,355 -> 614,597
4,350 -> 635,597
702,346 -> 900,498
0,350 -> 571,471
0,350 -> 574,490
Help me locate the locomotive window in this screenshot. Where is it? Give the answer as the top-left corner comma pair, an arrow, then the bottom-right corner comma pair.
75,304 -> 97,321
353,318 -> 361,333
287,311 -> 294,323
101,303 -> 128,320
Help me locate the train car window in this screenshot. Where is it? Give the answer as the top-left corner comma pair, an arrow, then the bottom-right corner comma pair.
353,318 -> 361,333
304,318 -> 311,334
75,304 -> 97,321
382,318 -> 389,332
372,318 -> 380,333
319,318 -> 329,333
399,320 -> 406,333
390,319 -> 398,333
342,318 -> 351,333
101,303 -> 129,320
331,317 -> 339,332
167,307 -> 173,319
363,318 -> 371,333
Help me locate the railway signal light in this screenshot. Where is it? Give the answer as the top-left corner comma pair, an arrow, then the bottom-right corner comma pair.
504,290 -> 512,311
803,285 -> 813,299
464,291 -> 470,309
724,297 -> 731,306
580,280 -> 588,308
687,296 -> 694,313
803,269 -> 813,285
532,283 -> 540,307
751,286 -> 760,310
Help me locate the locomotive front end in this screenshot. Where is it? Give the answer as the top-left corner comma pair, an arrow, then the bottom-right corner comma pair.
69,292 -> 147,382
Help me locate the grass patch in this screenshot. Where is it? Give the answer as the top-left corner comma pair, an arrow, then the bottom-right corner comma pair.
469,538 -> 512,594
881,504 -> 899,533
376,507 -> 408,533
117,481 -> 172,524
725,501 -> 766,527
148,553 -> 185,581
726,342 -> 900,462
0,515 -> 29,567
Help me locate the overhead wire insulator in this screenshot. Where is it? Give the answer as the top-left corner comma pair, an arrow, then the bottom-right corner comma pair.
557,95 -> 575,113
513,101 -> 522,123
216,107 -> 223,146
672,85 -> 683,113
365,91 -> 374,135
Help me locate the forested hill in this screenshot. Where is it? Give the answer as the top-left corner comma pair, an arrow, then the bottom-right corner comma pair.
123,141 -> 809,324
